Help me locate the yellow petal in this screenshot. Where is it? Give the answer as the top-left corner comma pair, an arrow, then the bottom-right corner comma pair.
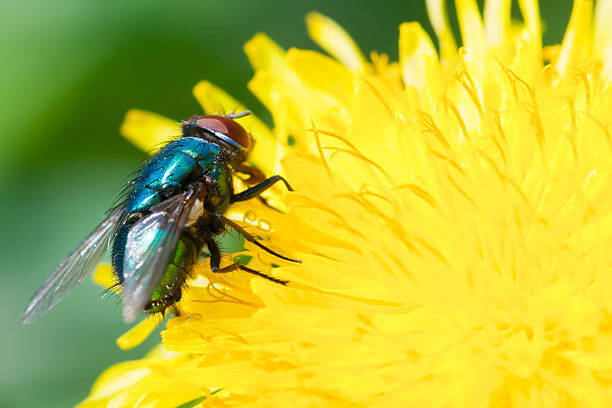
78,361 -> 150,407
518,0 -> 542,58
247,67 -> 350,153
244,32 -> 285,71
556,0 -> 594,76
120,109 -> 180,154
92,263 -> 117,289
285,48 -> 353,108
399,22 -> 439,91
595,0 -> 612,77
305,12 -> 366,71
484,0 -> 511,47
426,0 -> 458,61
455,0 -> 487,70
116,315 -> 162,350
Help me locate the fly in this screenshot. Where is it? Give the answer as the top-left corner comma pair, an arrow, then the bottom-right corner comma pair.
22,111 -> 299,324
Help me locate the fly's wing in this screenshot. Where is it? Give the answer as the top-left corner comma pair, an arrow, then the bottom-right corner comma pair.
22,208 -> 124,324
121,184 -> 202,323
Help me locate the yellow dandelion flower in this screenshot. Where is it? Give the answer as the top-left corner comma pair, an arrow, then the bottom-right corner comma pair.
80,0 -> 612,407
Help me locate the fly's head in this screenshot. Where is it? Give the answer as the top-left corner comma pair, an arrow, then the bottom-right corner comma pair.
182,112 -> 252,166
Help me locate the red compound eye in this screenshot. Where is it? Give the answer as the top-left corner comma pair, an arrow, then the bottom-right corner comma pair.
195,115 -> 250,149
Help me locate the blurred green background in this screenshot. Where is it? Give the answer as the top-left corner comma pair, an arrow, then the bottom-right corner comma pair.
0,0 -> 572,406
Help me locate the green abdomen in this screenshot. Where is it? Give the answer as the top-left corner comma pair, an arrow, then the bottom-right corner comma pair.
147,236 -> 199,313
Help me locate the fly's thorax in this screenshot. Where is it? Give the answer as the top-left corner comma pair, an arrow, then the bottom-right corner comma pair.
125,137 -> 225,214
183,133 -> 246,169
203,160 -> 234,213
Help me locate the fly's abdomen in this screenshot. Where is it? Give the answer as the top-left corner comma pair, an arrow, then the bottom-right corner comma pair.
146,235 -> 200,313
112,223 -> 202,313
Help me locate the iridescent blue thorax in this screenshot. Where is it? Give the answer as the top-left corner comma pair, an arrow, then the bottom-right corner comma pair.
125,137 -> 222,214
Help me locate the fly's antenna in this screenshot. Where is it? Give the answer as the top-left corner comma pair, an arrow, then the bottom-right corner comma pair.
225,110 -> 251,119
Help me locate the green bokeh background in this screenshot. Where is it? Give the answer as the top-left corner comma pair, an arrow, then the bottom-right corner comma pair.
0,1 -> 572,406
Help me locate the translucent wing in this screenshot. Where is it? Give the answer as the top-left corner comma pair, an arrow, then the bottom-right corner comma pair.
121,184 -> 202,322
22,208 -> 124,324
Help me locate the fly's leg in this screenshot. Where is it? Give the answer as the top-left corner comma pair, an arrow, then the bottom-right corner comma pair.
219,216 -> 300,263
214,263 -> 289,285
233,164 -> 293,211
231,175 -> 293,203
206,237 -> 288,285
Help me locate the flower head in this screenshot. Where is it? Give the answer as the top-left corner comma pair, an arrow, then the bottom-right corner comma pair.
80,1 -> 612,407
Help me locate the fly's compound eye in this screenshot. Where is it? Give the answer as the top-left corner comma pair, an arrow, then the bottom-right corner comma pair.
187,115 -> 251,150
